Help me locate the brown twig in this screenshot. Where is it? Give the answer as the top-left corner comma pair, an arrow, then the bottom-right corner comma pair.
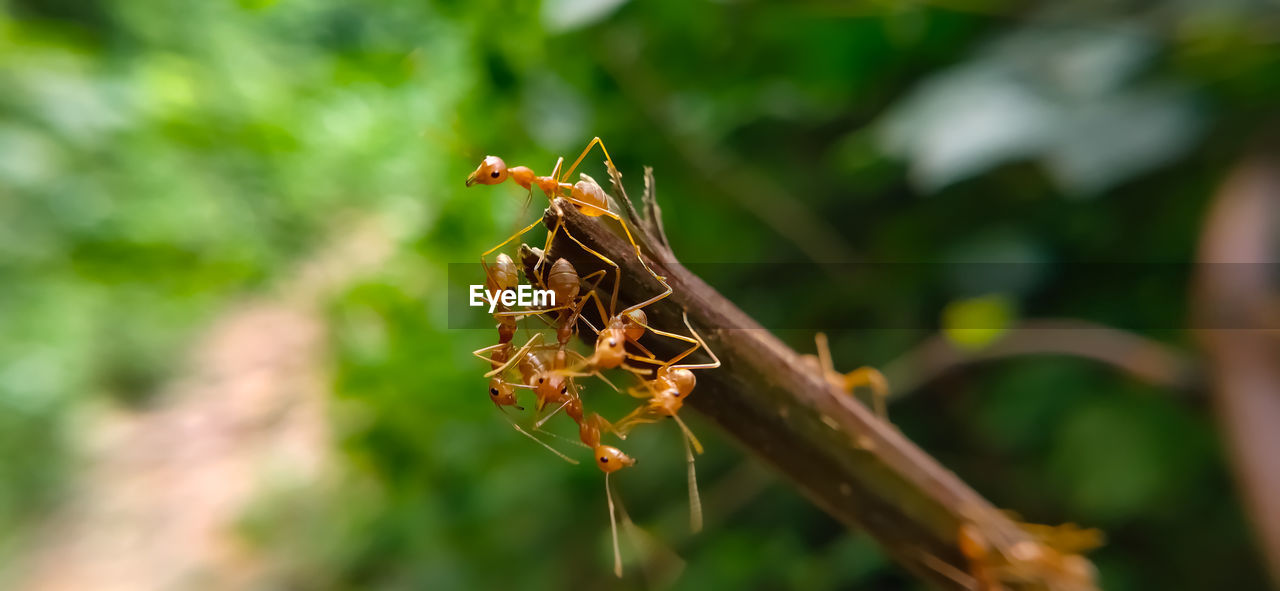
641,167 -> 672,254
521,192 -> 1095,589
882,319 -> 1203,397
1193,150 -> 1280,585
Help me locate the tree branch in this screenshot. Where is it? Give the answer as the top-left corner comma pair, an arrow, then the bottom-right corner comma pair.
522,194 -> 1097,590
882,319 -> 1203,398
1193,150 -> 1280,585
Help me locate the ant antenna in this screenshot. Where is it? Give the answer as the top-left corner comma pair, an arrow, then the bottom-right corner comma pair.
678,420 -> 703,533
497,407 -> 579,465
606,472 -> 623,578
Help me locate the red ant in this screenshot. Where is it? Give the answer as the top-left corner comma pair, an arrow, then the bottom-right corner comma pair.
576,409 -> 637,578
611,311 -> 720,533
472,254 -> 606,463
952,510 -> 1103,591
466,137 -> 672,320
800,332 -> 890,420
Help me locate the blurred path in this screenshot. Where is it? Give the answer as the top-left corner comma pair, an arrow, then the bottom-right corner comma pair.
15,218 -> 393,591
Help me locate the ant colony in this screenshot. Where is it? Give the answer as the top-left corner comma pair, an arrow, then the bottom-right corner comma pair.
467,138 -> 719,577
465,139 -> 1101,589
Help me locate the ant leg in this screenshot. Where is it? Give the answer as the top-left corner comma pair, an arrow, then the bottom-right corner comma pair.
814,332 -> 836,377
624,380 -> 659,399
570,269 -> 609,325
671,413 -> 704,455
594,369 -> 621,392
618,315 -> 702,374
619,362 -> 654,378
678,418 -> 703,533
484,333 -> 545,378
577,314 -> 602,336
577,268 -> 608,295
555,136 -> 670,312
626,337 -> 657,360
492,305 -> 568,321
535,218 -> 562,277
472,342 -> 508,365
843,367 -> 890,421
671,311 -> 720,371
482,217 -> 544,267
550,368 -> 597,381
531,156 -> 568,276
534,397 -> 574,429
624,352 -> 661,365
497,407 -> 579,465
612,407 -> 662,438
560,350 -> 619,392
535,425 -> 591,449
562,195 -> 672,314
560,223 -> 623,318
574,288 -> 610,338
496,272 -> 598,320
633,318 -> 700,368
549,156 -> 565,186
561,136 -> 612,185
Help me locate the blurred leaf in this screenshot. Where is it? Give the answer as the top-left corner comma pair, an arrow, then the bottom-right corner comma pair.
542,0 -> 630,33
942,293 -> 1016,350
878,23 -> 1203,195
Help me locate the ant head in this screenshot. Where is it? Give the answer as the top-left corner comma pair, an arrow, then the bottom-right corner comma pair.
534,371 -> 569,405
593,444 -> 636,474
466,155 -> 508,187
652,386 -> 684,415
487,378 -> 519,408
593,328 -> 626,368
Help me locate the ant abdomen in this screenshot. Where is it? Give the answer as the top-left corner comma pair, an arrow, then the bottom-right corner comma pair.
572,176 -> 610,217
546,258 -> 581,305
486,253 -> 520,295
621,309 -> 646,342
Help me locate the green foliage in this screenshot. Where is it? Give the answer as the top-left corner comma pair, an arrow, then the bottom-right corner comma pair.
2,0 -> 1276,588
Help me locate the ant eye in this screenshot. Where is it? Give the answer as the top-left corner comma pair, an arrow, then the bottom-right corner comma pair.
608,339 -> 617,347
600,457 -> 608,463
490,171 -> 500,178
560,385 -> 568,394
489,388 -> 499,396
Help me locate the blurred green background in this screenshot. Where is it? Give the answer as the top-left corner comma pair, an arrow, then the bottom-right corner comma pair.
1,0 -> 1277,589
